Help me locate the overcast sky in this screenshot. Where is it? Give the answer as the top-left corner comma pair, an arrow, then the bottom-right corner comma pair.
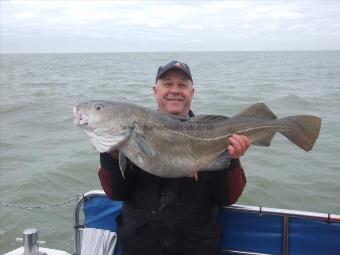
1,0 -> 340,53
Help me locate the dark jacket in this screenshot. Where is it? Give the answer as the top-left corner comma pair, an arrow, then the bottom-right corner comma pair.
98,112 -> 247,255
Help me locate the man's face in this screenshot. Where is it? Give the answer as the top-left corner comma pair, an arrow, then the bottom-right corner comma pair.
153,69 -> 194,117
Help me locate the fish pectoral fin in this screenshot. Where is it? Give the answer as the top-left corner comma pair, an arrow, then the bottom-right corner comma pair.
133,122 -> 155,157
135,135 -> 155,156
251,131 -> 276,146
232,103 -> 277,120
119,151 -> 127,179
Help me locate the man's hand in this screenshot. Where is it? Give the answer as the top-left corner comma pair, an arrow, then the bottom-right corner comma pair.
228,134 -> 251,159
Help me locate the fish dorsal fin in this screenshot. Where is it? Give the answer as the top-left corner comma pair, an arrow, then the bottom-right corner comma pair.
162,112 -> 189,121
233,103 -> 277,120
190,115 -> 229,122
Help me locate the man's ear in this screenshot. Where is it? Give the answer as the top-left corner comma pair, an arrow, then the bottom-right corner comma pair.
153,85 -> 157,95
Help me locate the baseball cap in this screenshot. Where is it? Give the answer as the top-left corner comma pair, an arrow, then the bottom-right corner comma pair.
155,61 -> 193,82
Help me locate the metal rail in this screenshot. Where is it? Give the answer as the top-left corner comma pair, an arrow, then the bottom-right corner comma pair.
221,204 -> 340,223
73,190 -> 106,255
222,250 -> 272,255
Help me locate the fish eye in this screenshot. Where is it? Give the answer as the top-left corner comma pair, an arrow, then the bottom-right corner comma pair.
95,104 -> 104,111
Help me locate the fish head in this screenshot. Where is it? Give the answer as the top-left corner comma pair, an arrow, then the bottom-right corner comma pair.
73,100 -> 127,135
74,100 -> 136,153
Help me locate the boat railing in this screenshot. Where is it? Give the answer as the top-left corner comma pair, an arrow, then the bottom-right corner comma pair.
222,204 -> 340,223
73,190 -> 107,255
220,204 -> 340,255
73,190 -> 340,255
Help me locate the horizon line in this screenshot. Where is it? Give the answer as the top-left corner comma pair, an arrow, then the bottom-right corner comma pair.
1,49 -> 340,55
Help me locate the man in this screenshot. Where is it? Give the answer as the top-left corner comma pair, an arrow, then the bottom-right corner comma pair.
99,61 -> 250,255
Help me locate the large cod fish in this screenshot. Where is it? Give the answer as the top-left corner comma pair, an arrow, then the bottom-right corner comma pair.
73,100 -> 321,178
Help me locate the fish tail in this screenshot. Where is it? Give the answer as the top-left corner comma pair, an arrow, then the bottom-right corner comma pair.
277,115 -> 321,151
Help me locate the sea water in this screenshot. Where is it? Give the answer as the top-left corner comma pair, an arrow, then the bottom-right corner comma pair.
1,51 -> 339,253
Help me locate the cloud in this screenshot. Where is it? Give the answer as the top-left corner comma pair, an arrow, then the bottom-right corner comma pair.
1,1 -> 339,52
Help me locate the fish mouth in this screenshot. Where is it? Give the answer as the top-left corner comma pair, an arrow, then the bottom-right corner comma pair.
73,106 -> 89,126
